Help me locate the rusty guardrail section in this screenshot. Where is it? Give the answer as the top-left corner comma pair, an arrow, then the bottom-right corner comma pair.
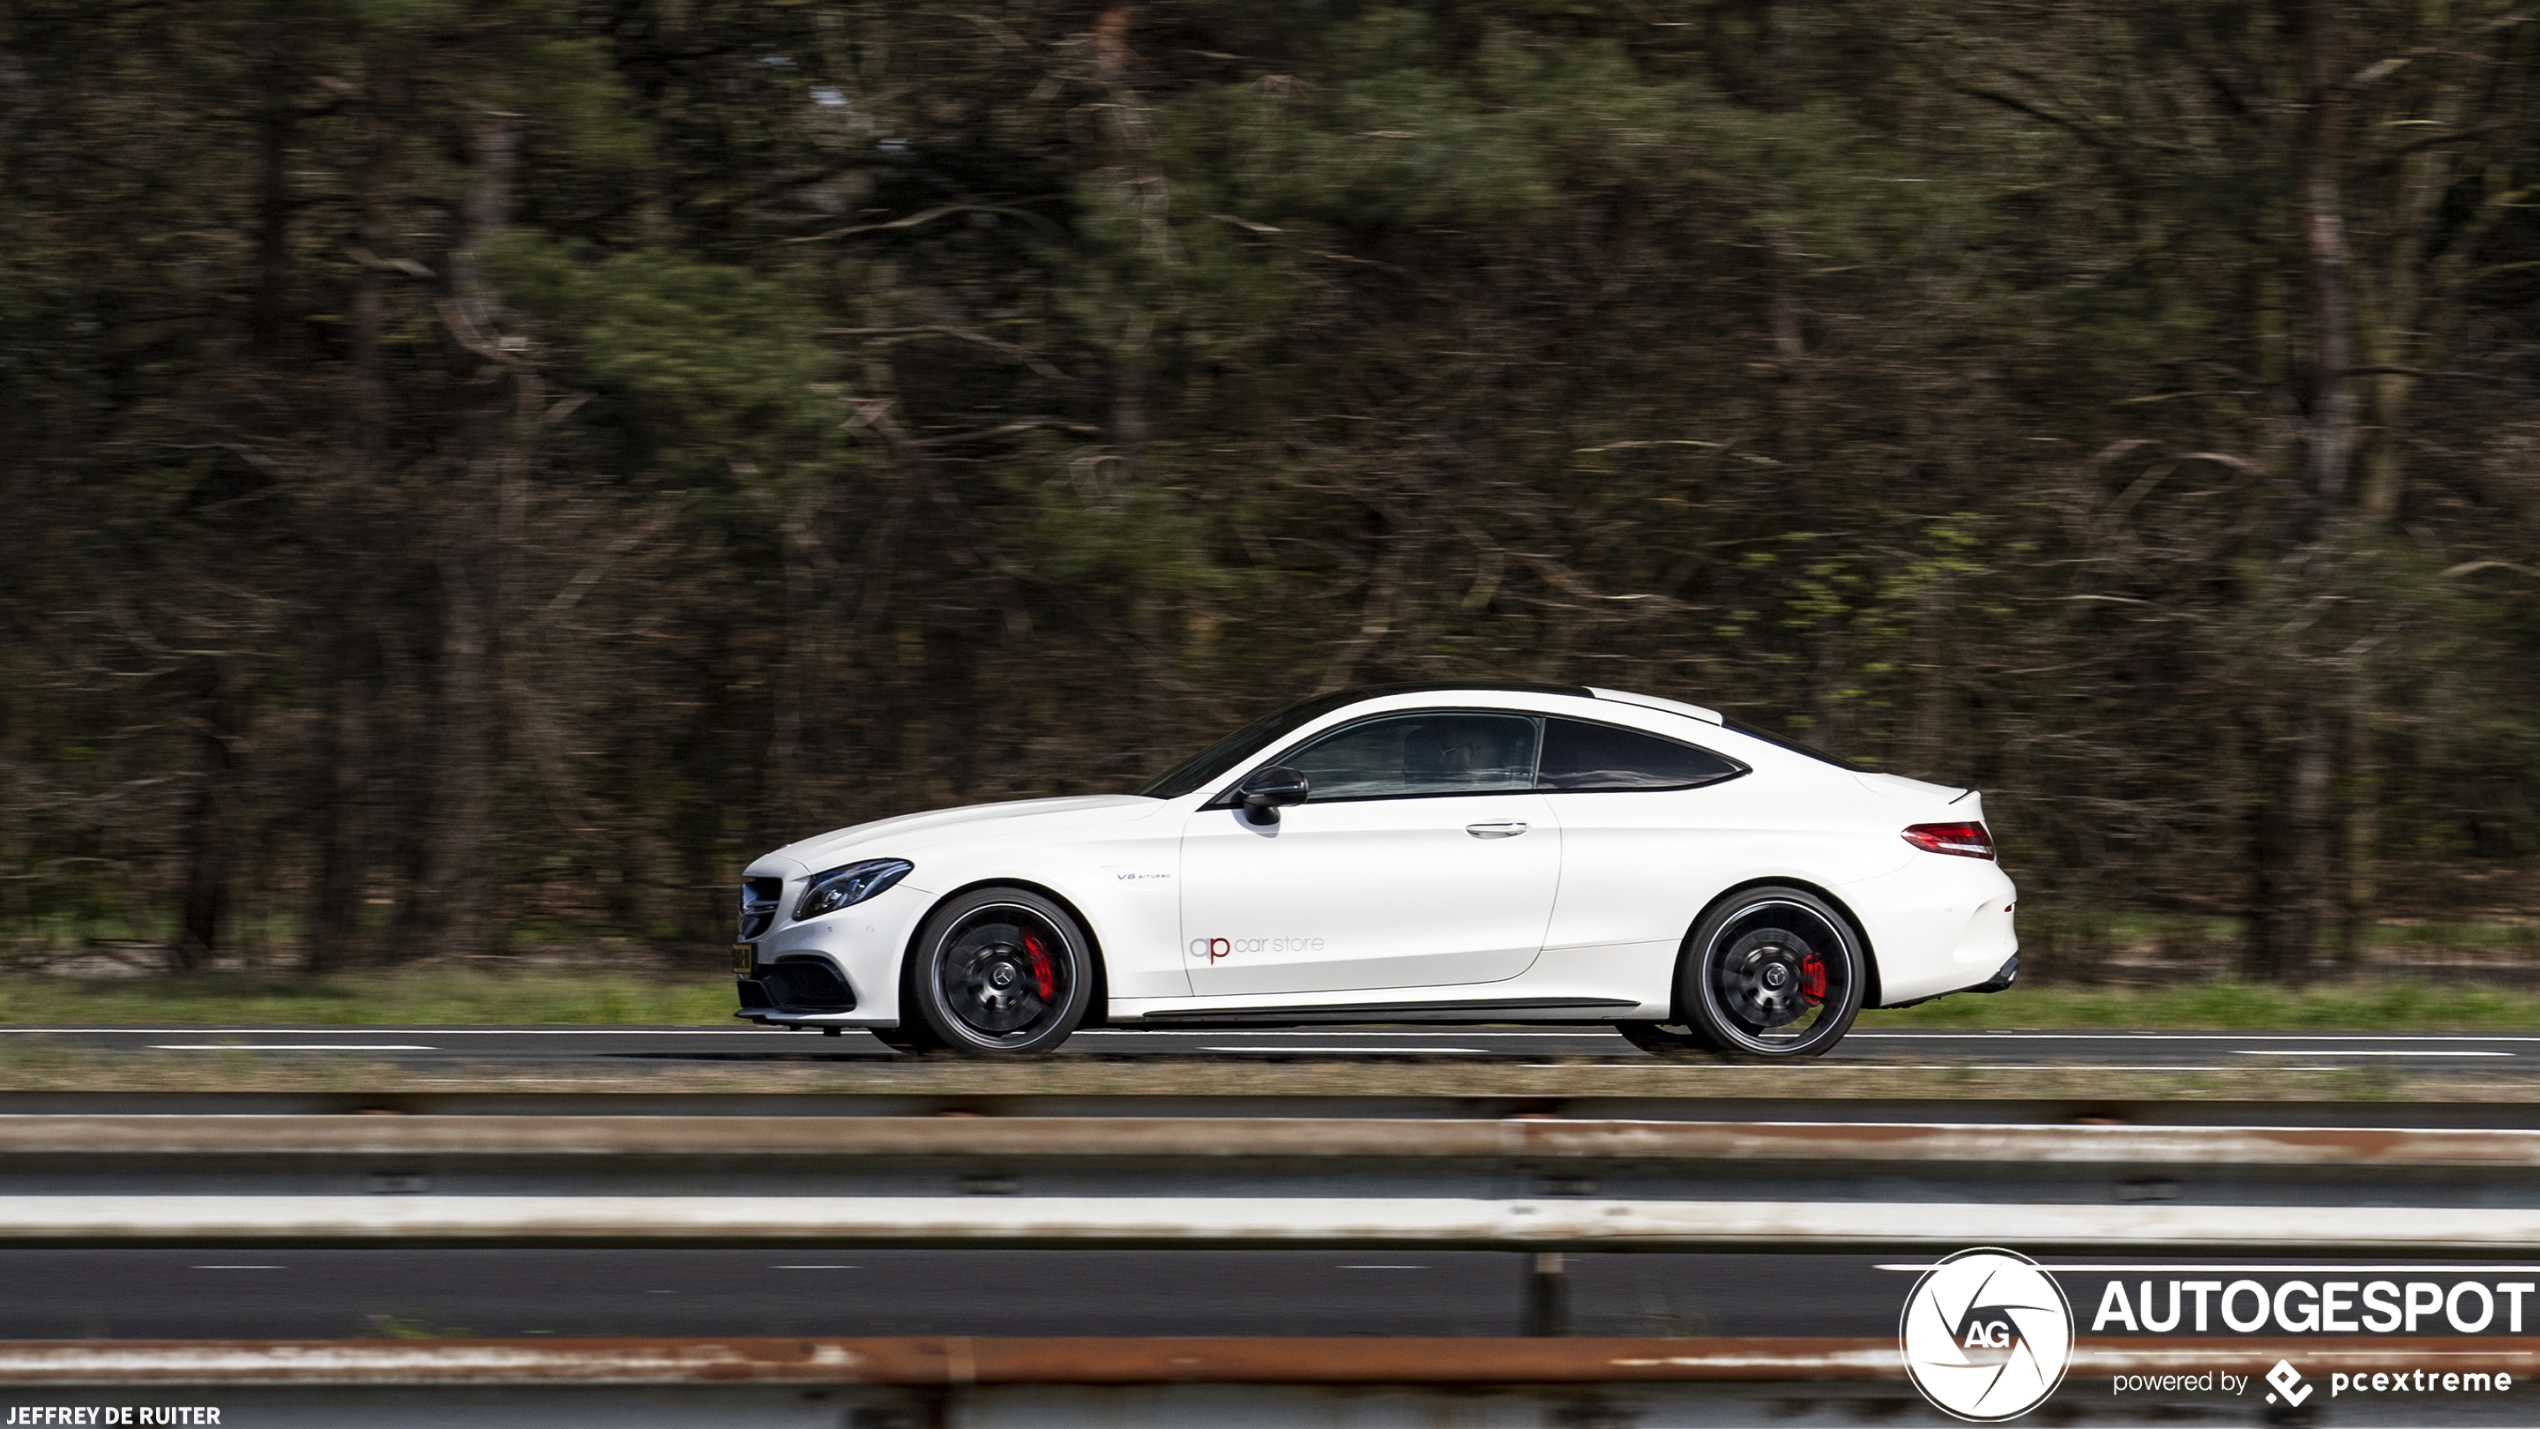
0,1337 -> 2528,1386
1,1115 -> 2536,1167
1,1193 -> 2536,1252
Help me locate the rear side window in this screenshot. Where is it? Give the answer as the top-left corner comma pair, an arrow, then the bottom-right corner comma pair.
1537,718 -> 1745,792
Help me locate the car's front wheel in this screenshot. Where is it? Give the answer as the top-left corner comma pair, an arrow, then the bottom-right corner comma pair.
868,1023 -> 943,1055
1666,885 -> 1866,1060
906,887 -> 1095,1056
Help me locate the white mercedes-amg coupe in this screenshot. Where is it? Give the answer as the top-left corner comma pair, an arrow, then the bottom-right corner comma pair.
734,683 -> 2018,1058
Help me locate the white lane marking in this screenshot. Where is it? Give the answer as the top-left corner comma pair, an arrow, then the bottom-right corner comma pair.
6,1028 -> 812,1037
1527,1063 -> 2302,1072
1850,1032 -> 2540,1042
1201,1047 -> 1488,1055
16,1025 -> 2532,1043
775,1265 -> 860,1270
1341,1265 -> 1428,1270
192,1265 -> 284,1270
148,1044 -> 436,1051
2231,1049 -> 2510,1057
1082,1035 -> 1615,1045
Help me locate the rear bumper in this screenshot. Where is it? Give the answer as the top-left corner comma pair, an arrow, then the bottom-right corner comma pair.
1837,854 -> 2019,1007
1970,953 -> 2018,994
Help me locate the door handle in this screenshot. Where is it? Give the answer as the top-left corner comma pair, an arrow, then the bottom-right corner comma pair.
1466,821 -> 1529,838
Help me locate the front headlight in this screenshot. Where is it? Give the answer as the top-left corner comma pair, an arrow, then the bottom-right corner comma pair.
793,858 -> 914,922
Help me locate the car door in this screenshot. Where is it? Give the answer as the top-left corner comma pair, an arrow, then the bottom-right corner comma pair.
1533,715 -> 1755,951
1179,710 -> 1561,997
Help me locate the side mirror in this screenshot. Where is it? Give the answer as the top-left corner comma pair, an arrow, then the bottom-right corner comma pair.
1237,766 -> 1310,825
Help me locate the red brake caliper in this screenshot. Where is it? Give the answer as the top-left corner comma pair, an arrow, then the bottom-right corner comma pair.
1799,952 -> 1827,1004
1023,933 -> 1056,1000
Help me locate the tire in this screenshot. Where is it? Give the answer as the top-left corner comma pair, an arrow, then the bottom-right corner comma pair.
1613,1020 -> 1723,1059
1675,885 -> 1865,1060
868,1023 -> 943,1055
906,887 -> 1095,1056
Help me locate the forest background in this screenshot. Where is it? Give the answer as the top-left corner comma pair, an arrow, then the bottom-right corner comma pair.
7,0 -> 2540,988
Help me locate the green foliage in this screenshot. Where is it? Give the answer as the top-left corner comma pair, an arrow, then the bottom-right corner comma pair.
495,238 -> 846,493
5,0 -> 2540,977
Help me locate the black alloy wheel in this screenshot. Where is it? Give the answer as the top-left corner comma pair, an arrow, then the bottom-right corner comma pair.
1647,885 -> 1865,1061
907,887 -> 1095,1055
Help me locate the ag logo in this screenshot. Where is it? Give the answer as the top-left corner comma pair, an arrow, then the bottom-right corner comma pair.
1899,1247 -> 2073,1422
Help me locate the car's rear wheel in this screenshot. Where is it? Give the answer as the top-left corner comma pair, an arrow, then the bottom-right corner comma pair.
1675,885 -> 1865,1060
1613,1020 -> 1723,1059
907,888 -> 1095,1056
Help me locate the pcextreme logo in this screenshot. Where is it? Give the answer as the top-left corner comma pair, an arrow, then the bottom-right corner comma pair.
1899,1248 -> 2075,1422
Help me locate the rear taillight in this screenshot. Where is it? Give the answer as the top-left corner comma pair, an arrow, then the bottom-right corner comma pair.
1902,821 -> 1995,860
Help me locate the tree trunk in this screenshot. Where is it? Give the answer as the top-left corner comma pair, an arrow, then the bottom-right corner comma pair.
350,59 -> 400,451
309,57 -> 404,973
304,626 -> 372,973
401,113 -> 518,963
2340,674 -> 2378,972
249,58 -> 292,363
2246,0 -> 2361,984
172,660 -> 243,972
1759,0 -> 1838,737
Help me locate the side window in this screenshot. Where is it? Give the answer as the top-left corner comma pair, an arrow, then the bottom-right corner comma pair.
1537,717 -> 1744,791
1284,713 -> 1542,801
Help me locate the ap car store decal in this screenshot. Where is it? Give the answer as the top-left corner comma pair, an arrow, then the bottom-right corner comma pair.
1897,1250 -> 2532,1421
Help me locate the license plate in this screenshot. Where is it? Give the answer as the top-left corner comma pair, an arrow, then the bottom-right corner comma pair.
732,942 -> 755,976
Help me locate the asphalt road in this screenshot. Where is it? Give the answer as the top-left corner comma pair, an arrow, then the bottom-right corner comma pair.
3,1249 -> 2522,1342
0,1025 -> 2531,1071
0,1248 -> 1948,1339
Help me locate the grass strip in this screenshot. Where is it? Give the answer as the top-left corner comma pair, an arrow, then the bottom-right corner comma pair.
0,971 -> 2532,1032
0,971 -> 734,1026
1858,979 -> 2540,1032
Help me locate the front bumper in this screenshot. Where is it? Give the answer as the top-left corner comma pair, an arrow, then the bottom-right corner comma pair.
737,958 -> 857,1015
730,879 -> 931,1027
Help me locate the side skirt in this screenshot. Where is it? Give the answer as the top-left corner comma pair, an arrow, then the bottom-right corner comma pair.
1132,996 -> 1637,1027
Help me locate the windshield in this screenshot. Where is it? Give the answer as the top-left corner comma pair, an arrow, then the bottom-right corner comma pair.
1134,690 -> 1371,800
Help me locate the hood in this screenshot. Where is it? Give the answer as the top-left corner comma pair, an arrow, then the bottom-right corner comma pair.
755,794 -> 1161,878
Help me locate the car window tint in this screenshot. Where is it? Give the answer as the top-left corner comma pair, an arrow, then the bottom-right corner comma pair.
1537,717 -> 1744,791
1286,713 -> 1542,800
1136,689 -> 1370,798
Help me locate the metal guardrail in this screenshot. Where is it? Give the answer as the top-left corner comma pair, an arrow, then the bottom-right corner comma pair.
8,1114 -> 2540,1165
1,1337 -> 2532,1429
5,1089 -> 2540,1128
3,1193 -> 2537,1252
0,1114 -> 2535,1253
2,1335 -> 2528,1384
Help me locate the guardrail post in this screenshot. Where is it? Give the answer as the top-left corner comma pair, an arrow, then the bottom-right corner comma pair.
1525,1251 -> 1569,1336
